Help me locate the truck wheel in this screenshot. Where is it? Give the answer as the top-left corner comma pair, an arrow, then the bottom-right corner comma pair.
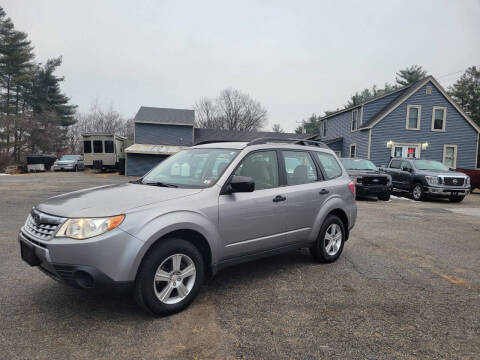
378,193 -> 391,201
74,165 -> 78,172
412,184 -> 424,201
310,215 -> 345,263
135,238 -> 204,316
449,196 -> 465,203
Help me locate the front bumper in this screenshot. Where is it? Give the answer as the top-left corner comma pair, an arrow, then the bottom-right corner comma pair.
424,186 -> 470,197
355,183 -> 392,196
53,164 -> 75,170
18,227 -> 143,290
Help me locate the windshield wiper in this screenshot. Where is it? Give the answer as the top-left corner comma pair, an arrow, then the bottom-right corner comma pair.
142,181 -> 178,188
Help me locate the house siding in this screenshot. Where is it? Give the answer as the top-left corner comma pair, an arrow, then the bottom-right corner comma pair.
361,89 -> 407,126
126,153 -> 169,176
135,123 -> 193,146
370,81 -> 478,167
320,108 -> 369,158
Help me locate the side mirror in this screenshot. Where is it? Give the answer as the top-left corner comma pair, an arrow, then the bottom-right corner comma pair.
225,175 -> 255,194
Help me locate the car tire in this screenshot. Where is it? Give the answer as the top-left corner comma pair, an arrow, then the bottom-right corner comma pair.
378,193 -> 391,201
135,238 -> 205,316
310,215 -> 345,263
411,183 -> 424,201
449,196 -> 465,203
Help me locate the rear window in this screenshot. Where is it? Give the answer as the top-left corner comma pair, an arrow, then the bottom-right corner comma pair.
390,160 -> 402,169
315,152 -> 342,179
93,140 -> 103,153
83,141 -> 91,153
104,140 -> 114,153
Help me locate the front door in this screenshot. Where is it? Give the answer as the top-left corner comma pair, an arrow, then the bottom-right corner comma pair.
218,150 -> 288,260
393,145 -> 419,159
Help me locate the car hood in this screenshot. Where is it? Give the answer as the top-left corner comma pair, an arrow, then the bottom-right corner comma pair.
346,169 -> 387,177
55,160 -> 75,164
414,169 -> 468,177
36,183 -> 203,218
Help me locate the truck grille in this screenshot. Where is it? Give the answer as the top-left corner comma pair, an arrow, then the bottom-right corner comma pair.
22,209 -> 65,240
443,177 -> 464,186
362,176 -> 388,185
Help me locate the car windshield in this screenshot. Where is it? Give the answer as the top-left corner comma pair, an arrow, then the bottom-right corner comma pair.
413,160 -> 449,171
341,158 -> 377,171
60,155 -> 78,160
142,148 -> 240,188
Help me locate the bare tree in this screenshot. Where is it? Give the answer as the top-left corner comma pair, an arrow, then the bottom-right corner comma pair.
194,88 -> 267,131
67,100 -> 133,153
272,123 -> 284,133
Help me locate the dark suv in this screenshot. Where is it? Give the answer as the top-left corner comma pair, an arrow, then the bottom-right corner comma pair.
380,158 -> 471,202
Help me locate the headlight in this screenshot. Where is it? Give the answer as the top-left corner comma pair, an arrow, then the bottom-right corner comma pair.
425,176 -> 440,186
350,176 -> 362,183
55,215 -> 125,240
465,176 -> 470,187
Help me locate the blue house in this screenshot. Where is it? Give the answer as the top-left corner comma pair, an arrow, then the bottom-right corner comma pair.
125,106 -> 310,176
316,76 -> 480,169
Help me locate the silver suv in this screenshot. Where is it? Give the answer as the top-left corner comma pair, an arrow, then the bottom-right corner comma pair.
19,139 -> 357,316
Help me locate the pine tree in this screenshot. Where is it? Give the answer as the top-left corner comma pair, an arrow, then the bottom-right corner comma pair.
449,66 -> 480,126
396,65 -> 428,86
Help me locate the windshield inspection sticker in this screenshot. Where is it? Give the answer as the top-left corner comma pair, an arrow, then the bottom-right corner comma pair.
202,178 -> 214,185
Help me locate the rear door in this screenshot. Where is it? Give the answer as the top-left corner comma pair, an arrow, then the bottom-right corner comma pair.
386,159 -> 403,188
218,150 -> 288,260
279,150 -> 327,242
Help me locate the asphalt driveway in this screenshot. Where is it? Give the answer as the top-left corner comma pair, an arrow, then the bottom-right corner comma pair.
1,172 -> 479,359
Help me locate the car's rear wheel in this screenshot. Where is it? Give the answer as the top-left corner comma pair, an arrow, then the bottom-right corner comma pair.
412,183 -> 424,201
310,215 -> 345,263
449,196 -> 465,203
135,238 -> 204,316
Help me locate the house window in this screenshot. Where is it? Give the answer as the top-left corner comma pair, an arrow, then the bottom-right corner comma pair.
351,110 -> 358,131
321,120 -> 327,137
83,140 -> 91,153
93,140 -> 103,153
406,105 -> 421,130
426,86 -> 432,95
431,106 -> 446,131
443,145 -> 457,169
349,144 -> 356,158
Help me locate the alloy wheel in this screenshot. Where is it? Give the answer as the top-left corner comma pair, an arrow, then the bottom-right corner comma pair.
324,223 -> 342,256
153,254 -> 196,304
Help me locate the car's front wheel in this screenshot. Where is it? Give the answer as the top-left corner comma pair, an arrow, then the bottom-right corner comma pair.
412,183 -> 424,201
378,192 -> 391,201
310,215 -> 345,263
135,238 -> 204,316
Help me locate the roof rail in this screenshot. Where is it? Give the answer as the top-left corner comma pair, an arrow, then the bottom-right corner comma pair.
247,137 -> 328,148
195,140 -> 247,145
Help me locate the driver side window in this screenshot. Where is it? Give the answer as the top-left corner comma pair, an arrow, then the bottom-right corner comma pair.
234,151 -> 279,190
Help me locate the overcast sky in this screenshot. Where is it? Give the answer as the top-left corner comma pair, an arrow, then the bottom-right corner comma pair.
3,0 -> 480,131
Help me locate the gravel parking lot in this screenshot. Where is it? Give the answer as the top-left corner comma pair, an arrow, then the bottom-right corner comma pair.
1,171 -> 479,359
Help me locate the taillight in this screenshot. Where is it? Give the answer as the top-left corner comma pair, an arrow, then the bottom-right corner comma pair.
348,181 -> 355,194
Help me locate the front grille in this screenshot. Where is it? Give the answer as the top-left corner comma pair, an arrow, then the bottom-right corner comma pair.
443,177 -> 464,186
362,176 -> 388,185
22,209 -> 64,241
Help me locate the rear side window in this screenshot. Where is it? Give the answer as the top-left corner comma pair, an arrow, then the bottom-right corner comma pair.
390,160 -> 401,169
315,152 -> 342,179
104,140 -> 114,153
83,140 -> 91,153
282,151 -> 318,185
93,140 -> 103,153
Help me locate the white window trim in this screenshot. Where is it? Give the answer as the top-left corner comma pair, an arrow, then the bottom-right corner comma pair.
349,143 -> 357,158
321,119 -> 327,138
443,144 -> 458,169
389,142 -> 422,158
431,106 -> 447,132
406,105 -> 421,130
351,109 -> 358,132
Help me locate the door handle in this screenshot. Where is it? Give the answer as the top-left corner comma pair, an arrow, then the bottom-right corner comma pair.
273,195 -> 286,202
319,189 -> 329,195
